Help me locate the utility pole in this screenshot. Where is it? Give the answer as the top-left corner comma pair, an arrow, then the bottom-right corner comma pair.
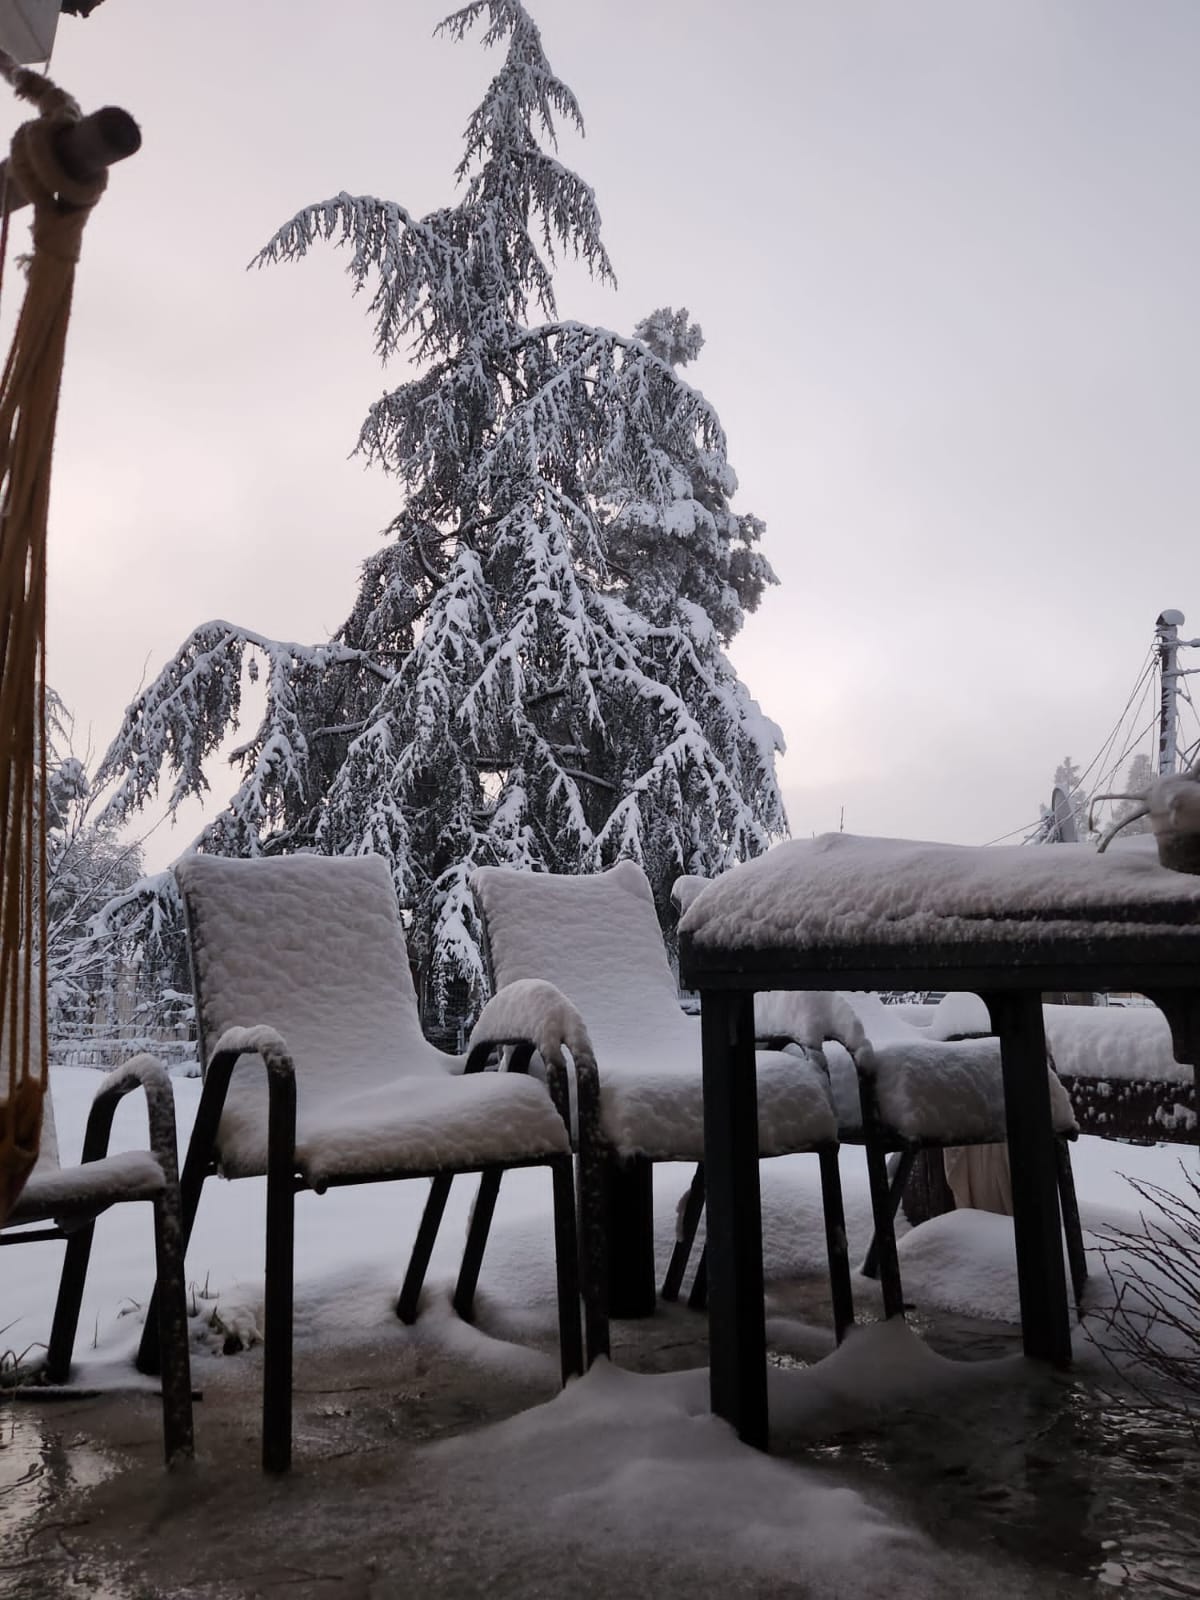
1155,610 -> 1200,777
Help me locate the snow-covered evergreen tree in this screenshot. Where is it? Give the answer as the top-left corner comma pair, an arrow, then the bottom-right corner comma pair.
39,695 -> 147,1028
1115,751 -> 1155,835
92,0 -> 785,1030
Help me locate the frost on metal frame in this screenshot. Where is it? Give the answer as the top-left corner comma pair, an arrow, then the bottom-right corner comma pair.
93,0 -> 786,1029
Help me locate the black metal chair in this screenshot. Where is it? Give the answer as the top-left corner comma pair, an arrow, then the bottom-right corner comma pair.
1,1055 -> 194,1465
467,861 -> 856,1347
667,989 -> 1088,1322
137,852 -> 586,1473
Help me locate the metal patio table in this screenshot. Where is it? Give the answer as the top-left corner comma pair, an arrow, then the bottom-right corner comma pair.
678,843 -> 1200,1450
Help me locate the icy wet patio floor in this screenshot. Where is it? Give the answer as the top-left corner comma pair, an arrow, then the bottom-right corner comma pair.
1,1276 -> 1197,1600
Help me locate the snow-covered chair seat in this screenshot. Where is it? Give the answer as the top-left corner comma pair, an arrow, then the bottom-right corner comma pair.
139,852 -> 586,1474
829,992 -> 1079,1141
1,1055 -> 194,1465
469,860 -> 852,1341
754,989 -> 1087,1320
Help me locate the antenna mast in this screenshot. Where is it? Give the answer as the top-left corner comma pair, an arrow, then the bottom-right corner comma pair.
1155,610 -> 1200,776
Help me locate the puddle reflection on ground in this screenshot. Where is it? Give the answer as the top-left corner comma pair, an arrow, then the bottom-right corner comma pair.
802,1377 -> 1200,1596
0,1406 -> 131,1600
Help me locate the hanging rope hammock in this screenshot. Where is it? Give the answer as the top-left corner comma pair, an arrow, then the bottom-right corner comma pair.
0,52 -> 135,1226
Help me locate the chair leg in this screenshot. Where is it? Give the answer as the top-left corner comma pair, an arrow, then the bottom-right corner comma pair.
262,1158 -> 295,1474
819,1147 -> 855,1344
860,1150 -> 915,1279
687,1245 -> 708,1311
1056,1138 -> 1088,1316
603,1152 -> 656,1318
138,1169 -> 209,1377
44,1220 -> 97,1384
454,1169 -> 503,1323
550,1154 -> 584,1382
137,1068 -> 227,1376
661,1164 -> 705,1303
397,1173 -> 453,1324
577,1141 -> 611,1365
863,1138 -> 906,1319
150,1190 -> 195,1465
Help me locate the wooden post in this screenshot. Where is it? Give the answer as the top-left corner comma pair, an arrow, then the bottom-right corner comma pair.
0,105 -> 140,215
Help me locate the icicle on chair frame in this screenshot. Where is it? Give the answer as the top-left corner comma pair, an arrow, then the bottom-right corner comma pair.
463,861 -> 856,1349
137,853 -> 589,1474
0,1054 -> 194,1465
0,54 -> 139,1227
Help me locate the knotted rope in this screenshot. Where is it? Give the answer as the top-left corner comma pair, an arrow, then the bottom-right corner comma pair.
0,56 -> 107,1227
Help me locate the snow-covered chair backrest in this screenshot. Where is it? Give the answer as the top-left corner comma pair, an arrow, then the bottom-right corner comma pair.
177,855 -> 448,1167
472,861 -> 689,1058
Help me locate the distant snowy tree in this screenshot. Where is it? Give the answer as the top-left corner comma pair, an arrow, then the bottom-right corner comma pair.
39,696 -> 147,1028
91,0 -> 785,1030
1114,751 -> 1155,836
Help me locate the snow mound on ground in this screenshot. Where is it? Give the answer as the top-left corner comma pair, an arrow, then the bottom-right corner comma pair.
897,1208 -> 1022,1322
430,1358 -> 922,1586
424,1337 -> 1050,1598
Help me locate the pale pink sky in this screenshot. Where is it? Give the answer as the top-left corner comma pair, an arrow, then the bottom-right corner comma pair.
9,0 -> 1200,862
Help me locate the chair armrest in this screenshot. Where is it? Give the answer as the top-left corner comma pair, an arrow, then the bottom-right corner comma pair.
196,1026 -> 297,1183
468,979 -> 596,1075
753,990 -> 868,1058
468,979 -> 598,1139
207,1024 -> 293,1076
80,1053 -> 180,1183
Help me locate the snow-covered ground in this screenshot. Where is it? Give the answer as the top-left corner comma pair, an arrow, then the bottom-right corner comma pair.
2,1065 -> 1194,1384
1,1066 -> 1196,1598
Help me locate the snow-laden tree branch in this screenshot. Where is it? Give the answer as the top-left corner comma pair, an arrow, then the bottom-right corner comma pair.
83,2 -> 787,1035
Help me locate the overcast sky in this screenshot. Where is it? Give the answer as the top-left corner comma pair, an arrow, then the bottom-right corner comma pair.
9,0 -> 1200,864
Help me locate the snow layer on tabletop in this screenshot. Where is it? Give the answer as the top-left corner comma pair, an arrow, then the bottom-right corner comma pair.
178,853 -> 566,1181
680,830 -> 1200,950
1043,1002 -> 1191,1084
471,860 -> 837,1158
424,1333 -> 1043,1600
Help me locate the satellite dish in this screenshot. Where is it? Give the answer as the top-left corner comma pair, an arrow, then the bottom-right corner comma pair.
1049,786 -> 1078,843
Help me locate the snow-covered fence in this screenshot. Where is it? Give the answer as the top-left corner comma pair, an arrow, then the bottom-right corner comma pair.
49,1020 -> 197,1074
1044,1004 -> 1197,1145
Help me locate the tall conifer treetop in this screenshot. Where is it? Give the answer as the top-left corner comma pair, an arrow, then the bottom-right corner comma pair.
95,0 -> 786,1028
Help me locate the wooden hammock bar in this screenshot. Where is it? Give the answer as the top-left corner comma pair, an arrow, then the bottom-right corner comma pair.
0,54 -> 137,1225
0,104 -> 139,216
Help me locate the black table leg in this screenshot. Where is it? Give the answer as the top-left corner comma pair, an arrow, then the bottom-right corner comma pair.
982,990 -> 1071,1367
603,1153 -> 657,1318
701,989 -> 768,1448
